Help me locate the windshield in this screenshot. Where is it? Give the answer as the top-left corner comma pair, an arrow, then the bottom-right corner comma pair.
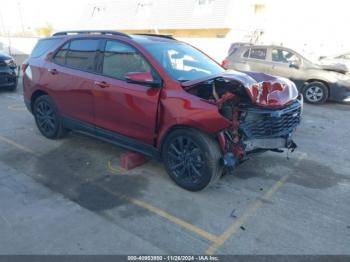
143,42 -> 224,81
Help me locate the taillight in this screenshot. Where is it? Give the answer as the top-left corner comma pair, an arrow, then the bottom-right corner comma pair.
21,63 -> 29,73
221,58 -> 229,68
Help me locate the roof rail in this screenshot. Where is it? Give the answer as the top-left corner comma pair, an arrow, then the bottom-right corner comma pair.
52,30 -> 131,38
134,33 -> 175,40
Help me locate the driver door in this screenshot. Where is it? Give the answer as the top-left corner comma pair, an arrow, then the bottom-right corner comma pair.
93,40 -> 161,145
269,48 -> 303,84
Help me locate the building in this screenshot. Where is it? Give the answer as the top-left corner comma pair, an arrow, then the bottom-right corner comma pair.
1,0 -> 349,62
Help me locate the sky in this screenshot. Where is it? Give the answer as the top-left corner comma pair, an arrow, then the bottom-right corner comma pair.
0,0 -> 89,33
1,0 -> 349,35
0,0 -> 349,57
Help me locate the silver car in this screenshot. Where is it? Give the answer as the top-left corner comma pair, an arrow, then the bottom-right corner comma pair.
222,44 -> 350,104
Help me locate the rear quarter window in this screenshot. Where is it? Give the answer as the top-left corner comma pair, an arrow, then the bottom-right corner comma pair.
243,48 -> 267,60
30,38 -> 61,58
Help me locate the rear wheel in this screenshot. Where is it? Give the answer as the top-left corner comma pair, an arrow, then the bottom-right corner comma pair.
33,95 -> 66,139
302,82 -> 328,104
162,128 -> 222,191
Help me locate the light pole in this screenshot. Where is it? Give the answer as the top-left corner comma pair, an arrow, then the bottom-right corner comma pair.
0,9 -> 5,36
17,1 -> 25,34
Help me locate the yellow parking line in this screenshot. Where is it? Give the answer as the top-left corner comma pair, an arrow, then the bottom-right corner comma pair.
0,134 -> 219,242
0,135 -> 37,155
107,160 -> 127,174
0,133 -> 289,247
7,104 -> 26,111
205,175 -> 289,255
100,185 -> 219,243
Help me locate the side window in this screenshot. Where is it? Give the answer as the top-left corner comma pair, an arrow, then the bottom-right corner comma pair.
249,48 -> 267,60
272,49 -> 300,63
102,40 -> 151,80
242,48 -> 267,60
243,49 -> 250,58
64,39 -> 100,72
53,42 -> 69,65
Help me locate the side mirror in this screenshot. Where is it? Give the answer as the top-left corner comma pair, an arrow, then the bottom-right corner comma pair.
289,61 -> 300,69
125,72 -> 161,87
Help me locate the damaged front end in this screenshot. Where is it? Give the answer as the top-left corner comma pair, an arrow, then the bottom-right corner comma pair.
182,70 -> 303,171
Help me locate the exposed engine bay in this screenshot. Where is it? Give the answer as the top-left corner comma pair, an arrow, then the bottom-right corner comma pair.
184,73 -> 302,171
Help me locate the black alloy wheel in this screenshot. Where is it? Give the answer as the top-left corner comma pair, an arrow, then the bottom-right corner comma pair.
162,128 -> 222,191
167,135 -> 204,185
33,95 -> 65,139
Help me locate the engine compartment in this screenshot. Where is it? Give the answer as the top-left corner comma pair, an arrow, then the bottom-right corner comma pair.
186,77 -> 249,120
184,76 -> 301,170
186,78 -> 248,162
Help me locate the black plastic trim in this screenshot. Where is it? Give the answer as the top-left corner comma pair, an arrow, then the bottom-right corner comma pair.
134,34 -> 175,40
61,116 -> 160,159
53,30 -> 131,38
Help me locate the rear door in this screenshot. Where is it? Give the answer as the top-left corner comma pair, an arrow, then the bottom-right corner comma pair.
93,39 -> 161,145
47,38 -> 100,124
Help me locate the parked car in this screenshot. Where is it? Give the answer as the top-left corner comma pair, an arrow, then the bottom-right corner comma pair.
222,44 -> 350,104
23,31 -> 302,191
0,52 -> 18,91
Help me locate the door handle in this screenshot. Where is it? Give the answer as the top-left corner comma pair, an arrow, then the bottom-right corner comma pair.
48,68 -> 58,75
94,81 -> 109,88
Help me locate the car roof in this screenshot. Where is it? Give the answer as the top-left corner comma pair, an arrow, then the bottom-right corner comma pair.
238,44 -> 299,53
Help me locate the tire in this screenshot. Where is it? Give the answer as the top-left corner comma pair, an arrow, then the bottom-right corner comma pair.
33,95 -> 66,139
162,128 -> 222,191
302,82 -> 328,104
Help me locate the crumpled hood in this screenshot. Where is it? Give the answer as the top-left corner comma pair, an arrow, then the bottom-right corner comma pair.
319,63 -> 349,74
182,70 -> 299,107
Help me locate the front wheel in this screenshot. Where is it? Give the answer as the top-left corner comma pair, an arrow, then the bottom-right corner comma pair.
162,128 -> 222,191
302,82 -> 328,104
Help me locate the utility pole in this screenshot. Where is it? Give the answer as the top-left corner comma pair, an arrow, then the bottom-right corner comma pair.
0,9 -> 5,36
17,1 -> 25,34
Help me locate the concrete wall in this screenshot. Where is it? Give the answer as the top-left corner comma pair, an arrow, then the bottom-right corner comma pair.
0,36 -> 38,56
0,36 -> 38,64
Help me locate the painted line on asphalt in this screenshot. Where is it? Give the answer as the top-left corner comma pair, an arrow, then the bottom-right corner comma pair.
107,159 -> 127,174
99,185 -> 219,243
0,133 -> 289,246
205,175 -> 289,255
0,135 -> 37,155
7,104 -> 26,111
0,134 -> 219,243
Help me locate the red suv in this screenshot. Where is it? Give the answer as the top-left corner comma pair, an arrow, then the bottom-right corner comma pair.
23,31 -> 302,191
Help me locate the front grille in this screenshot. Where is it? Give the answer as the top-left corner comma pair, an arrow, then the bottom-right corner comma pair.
239,100 -> 302,138
0,72 -> 15,85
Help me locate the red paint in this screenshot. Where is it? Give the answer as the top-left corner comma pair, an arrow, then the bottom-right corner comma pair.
221,58 -> 229,67
125,71 -> 154,82
182,70 -> 299,107
120,151 -> 148,170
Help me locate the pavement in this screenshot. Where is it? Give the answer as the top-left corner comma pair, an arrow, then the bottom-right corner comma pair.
0,79 -> 349,254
